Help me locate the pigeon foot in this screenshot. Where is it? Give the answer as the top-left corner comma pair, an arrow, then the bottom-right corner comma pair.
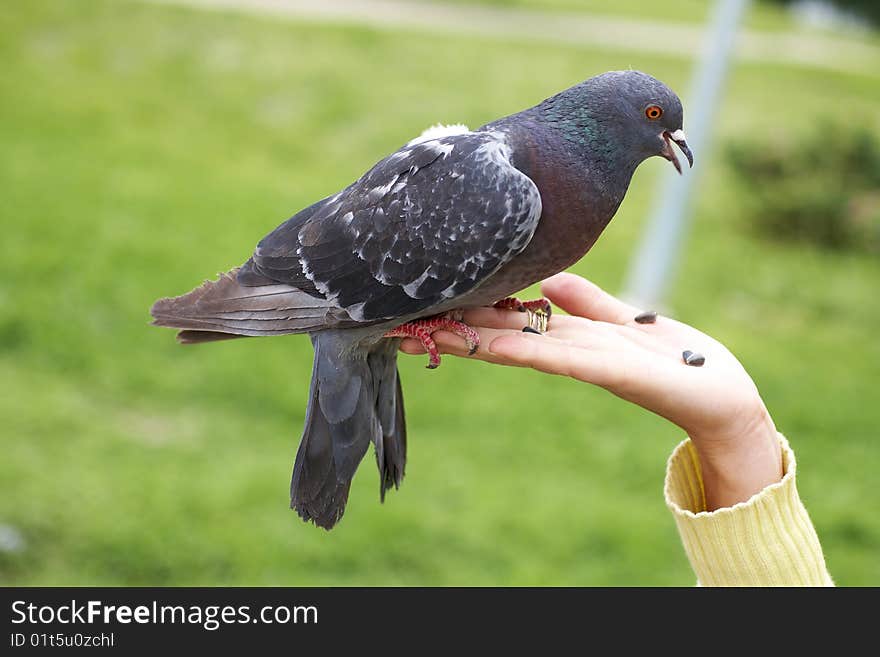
494,296 -> 551,332
384,315 -> 480,369
493,296 -> 553,318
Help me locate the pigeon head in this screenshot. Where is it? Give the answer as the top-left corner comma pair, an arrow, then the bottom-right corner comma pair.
536,70 -> 694,174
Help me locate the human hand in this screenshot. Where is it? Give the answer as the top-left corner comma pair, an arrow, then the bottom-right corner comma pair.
400,273 -> 782,510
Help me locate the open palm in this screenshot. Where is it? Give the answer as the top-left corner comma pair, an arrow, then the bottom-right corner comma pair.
400,273 -> 782,510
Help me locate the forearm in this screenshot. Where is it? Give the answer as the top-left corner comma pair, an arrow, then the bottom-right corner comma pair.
665,433 -> 833,586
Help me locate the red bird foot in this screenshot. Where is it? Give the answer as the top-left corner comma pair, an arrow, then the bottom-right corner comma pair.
384,315 -> 480,369
493,296 -> 553,317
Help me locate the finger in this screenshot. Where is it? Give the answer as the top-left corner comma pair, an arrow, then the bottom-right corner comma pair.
399,324 -> 548,356
487,332 -> 627,388
399,338 -> 426,355
432,327 -> 522,360
458,306 -> 535,330
541,273 -> 640,325
459,307 -> 586,336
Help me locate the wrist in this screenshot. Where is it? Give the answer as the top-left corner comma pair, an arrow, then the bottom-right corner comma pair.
689,404 -> 783,510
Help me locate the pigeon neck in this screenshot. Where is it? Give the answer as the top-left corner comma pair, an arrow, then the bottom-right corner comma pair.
538,102 -> 641,180
491,109 -> 638,198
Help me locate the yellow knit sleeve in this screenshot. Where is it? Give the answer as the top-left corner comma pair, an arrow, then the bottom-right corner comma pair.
664,433 -> 833,586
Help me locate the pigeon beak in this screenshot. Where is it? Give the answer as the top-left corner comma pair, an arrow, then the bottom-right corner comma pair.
660,129 -> 694,175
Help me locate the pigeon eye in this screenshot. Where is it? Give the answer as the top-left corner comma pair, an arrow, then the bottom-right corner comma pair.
645,105 -> 663,120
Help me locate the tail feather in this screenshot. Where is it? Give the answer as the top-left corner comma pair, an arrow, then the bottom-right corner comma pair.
290,334 -> 406,529
154,270 -> 409,529
176,330 -> 250,344
150,268 -> 334,340
387,376 -> 407,492
369,347 -> 407,501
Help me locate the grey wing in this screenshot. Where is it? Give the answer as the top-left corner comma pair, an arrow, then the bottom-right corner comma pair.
249,131 -> 542,323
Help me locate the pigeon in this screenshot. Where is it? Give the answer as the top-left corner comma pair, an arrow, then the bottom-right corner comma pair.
151,70 -> 692,529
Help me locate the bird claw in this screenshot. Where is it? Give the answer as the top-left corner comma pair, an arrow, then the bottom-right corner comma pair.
384,315 -> 480,368
494,296 -> 552,333
494,296 -> 553,318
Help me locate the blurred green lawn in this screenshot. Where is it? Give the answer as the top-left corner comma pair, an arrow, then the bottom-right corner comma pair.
432,0 -> 791,29
1,0 -> 878,585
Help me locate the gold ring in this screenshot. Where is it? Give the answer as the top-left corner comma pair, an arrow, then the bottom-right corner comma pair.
526,308 -> 549,333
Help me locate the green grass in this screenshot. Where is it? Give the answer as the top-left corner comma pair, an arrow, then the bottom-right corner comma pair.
422,0 -> 855,32
0,0 -> 877,585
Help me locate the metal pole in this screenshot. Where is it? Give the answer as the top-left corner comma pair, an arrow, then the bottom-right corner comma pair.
622,0 -> 751,308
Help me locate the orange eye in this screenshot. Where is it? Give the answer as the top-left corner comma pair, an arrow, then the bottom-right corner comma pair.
645,105 -> 663,120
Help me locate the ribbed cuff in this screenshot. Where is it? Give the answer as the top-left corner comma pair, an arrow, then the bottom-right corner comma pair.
665,433 -> 833,587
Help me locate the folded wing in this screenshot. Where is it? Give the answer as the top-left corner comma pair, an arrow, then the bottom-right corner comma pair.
251,130 -> 543,323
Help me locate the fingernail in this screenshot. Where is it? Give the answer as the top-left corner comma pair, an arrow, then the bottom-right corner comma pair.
635,311 -> 658,324
682,350 -> 705,367
522,326 -> 541,334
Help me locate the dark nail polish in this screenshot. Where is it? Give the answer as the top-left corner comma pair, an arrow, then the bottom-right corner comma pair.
682,350 -> 705,367
522,326 -> 541,334
635,311 -> 658,324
